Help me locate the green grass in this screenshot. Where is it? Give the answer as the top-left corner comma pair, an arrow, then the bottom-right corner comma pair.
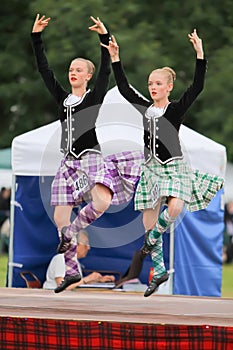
0,253 -> 8,286
220,264 -> 233,298
0,252 -> 233,297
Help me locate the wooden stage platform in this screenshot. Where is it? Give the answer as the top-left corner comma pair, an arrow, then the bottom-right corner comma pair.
0,287 -> 233,327
1,287 -> 233,349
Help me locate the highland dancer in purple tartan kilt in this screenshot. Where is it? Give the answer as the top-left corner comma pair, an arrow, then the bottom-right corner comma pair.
102,29 -> 224,297
31,15 -> 144,293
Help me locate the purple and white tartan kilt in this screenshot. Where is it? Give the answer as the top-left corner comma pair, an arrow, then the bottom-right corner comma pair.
51,150 -> 144,206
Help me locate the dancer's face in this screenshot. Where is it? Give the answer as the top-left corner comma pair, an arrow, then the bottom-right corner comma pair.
148,71 -> 173,103
68,59 -> 92,88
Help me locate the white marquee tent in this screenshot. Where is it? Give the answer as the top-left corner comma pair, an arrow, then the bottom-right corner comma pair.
8,87 -> 227,295
12,86 -> 226,178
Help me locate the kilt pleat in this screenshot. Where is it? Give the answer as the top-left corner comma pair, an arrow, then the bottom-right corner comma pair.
51,150 -> 144,206
135,159 -> 224,212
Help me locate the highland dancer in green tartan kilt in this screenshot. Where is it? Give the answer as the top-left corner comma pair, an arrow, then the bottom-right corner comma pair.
102,29 -> 224,296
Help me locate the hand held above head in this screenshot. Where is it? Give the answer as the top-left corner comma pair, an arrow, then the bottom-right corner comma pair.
188,28 -> 204,59
32,13 -> 51,33
88,16 -> 107,35
100,35 -> 120,62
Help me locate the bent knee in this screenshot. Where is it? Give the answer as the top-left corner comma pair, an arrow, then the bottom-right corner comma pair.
92,184 -> 112,212
167,199 -> 184,218
94,196 -> 112,213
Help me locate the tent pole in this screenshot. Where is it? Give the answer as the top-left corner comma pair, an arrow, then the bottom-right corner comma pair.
8,174 -> 16,287
169,222 -> 175,294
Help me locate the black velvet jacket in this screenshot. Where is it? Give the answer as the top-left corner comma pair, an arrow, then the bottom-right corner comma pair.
31,31 -> 111,158
112,59 -> 207,164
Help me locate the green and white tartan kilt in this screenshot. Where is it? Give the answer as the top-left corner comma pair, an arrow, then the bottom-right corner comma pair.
135,158 -> 224,212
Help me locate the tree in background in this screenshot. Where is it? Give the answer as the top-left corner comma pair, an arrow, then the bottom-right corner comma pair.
1,0 -> 233,161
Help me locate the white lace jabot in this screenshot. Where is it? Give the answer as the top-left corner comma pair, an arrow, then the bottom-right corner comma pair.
145,103 -> 170,119
64,89 -> 90,107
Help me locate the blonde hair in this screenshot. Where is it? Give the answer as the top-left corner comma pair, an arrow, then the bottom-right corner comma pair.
72,58 -> 95,75
150,67 -> 176,84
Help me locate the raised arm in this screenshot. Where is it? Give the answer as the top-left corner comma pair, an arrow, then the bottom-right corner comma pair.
31,14 -> 67,104
87,16 -> 111,102
101,35 -> 120,62
88,16 -> 108,35
175,29 -> 207,121
32,13 -> 51,33
101,35 -> 149,108
188,28 -> 204,59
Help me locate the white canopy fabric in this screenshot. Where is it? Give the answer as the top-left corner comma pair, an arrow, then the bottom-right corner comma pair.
0,169 -> 12,188
11,86 -> 226,178
225,162 -> 233,202
0,148 -> 12,188
9,86 -> 227,292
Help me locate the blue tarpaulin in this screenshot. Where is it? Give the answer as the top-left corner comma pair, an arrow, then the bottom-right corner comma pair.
9,87 -> 226,295
9,175 -> 224,296
174,194 -> 224,296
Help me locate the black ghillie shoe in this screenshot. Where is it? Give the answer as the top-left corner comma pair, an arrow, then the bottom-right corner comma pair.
140,230 -> 154,257
57,226 -> 71,254
144,272 -> 169,297
54,274 -> 82,293
114,231 -> 155,288
114,250 -> 146,289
